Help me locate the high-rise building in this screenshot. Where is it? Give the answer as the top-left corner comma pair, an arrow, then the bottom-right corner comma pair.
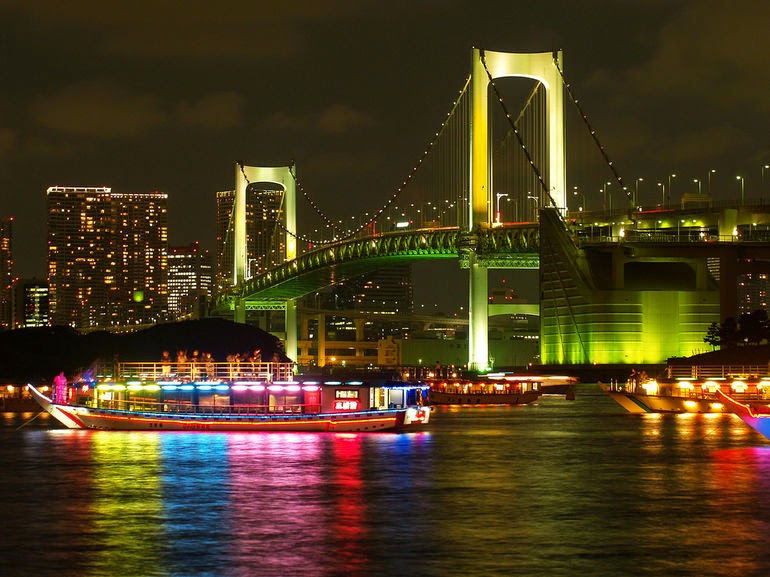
215,190 -> 235,292
14,279 -> 49,328
215,184 -> 286,293
47,186 -> 169,329
168,242 -> 213,319
738,271 -> 770,316
0,217 -> 12,331
336,265 -> 414,315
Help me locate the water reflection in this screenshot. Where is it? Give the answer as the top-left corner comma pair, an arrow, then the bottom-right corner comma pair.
88,432 -> 166,577
8,387 -> 770,576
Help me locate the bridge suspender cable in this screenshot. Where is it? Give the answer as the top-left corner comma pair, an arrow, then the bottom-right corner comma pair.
239,76 -> 472,248
551,54 -> 631,202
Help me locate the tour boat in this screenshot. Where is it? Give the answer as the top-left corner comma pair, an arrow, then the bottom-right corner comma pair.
27,361 -> 431,432
716,389 -> 770,440
600,376 -> 770,414
425,373 -> 556,405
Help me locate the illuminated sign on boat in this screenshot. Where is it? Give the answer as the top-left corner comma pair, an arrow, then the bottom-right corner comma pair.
334,400 -> 359,411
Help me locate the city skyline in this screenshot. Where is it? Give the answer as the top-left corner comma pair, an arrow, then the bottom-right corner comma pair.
1,1 -> 768,290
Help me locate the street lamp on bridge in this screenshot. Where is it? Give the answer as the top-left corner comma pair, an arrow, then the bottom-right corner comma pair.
708,169 -> 716,199
737,175 -> 745,206
762,164 -> 769,203
602,181 -> 612,212
667,173 -> 677,208
693,178 -> 701,195
527,195 -> 539,221
634,177 -> 643,208
495,193 -> 509,224
572,186 -> 585,212
657,182 -> 665,207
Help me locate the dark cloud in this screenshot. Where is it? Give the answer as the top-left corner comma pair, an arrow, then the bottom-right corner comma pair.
2,0 -> 380,60
176,92 -> 246,129
0,129 -> 17,160
32,81 -> 167,138
267,105 -> 377,134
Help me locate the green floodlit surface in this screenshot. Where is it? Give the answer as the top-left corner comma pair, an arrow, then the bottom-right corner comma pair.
541,290 -> 719,365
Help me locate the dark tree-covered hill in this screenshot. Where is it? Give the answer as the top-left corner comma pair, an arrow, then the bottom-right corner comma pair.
0,319 -> 290,383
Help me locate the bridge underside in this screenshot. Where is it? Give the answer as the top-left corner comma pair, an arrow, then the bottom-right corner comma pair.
233,253 -> 458,303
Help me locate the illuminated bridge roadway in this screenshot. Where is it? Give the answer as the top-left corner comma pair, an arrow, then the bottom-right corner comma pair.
221,223 -> 540,305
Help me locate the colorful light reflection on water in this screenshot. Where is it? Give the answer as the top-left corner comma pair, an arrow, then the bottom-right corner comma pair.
6,386 -> 770,576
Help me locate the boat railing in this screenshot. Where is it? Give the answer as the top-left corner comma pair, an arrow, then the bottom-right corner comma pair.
115,361 -> 295,383
668,364 -> 770,380
615,381 -> 770,400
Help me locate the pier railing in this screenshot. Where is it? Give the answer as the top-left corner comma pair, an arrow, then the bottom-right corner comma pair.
116,361 -> 296,383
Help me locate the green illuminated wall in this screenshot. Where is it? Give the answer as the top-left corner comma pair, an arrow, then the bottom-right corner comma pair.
539,210 -> 720,365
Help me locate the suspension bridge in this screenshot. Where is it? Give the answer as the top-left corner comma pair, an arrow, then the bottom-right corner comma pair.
217,48 -> 770,369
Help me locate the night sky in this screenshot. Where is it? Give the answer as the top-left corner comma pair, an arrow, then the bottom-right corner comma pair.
1,1 -> 768,307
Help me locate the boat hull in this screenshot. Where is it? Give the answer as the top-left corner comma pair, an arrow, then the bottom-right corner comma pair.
27,385 -> 430,432
600,384 -> 726,414
716,390 -> 770,439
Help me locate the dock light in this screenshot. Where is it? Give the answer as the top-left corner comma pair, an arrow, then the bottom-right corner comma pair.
641,380 -> 659,395
702,381 -> 720,393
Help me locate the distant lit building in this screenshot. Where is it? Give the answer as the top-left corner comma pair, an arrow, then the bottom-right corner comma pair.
738,271 -> 770,316
0,217 -> 12,330
340,265 -> 414,315
215,184 -> 286,293
168,242 -> 213,319
215,190 -> 235,292
47,186 -> 169,329
14,279 -> 49,328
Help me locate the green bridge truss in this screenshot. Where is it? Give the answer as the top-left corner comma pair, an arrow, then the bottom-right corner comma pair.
218,224 -> 540,308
